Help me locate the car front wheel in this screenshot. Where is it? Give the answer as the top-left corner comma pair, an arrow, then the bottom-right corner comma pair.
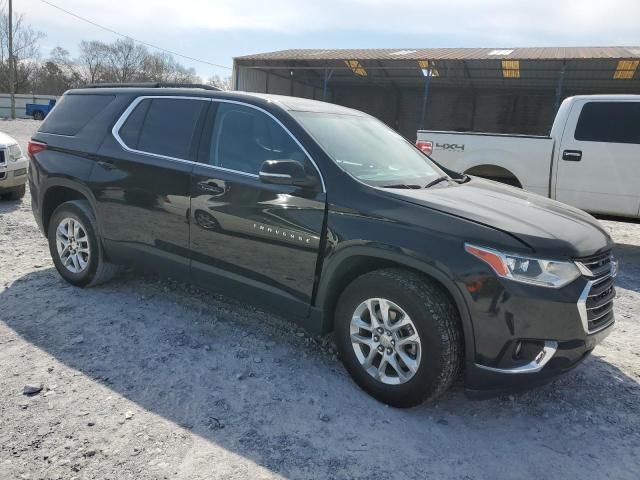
6,184 -> 26,200
335,268 -> 462,408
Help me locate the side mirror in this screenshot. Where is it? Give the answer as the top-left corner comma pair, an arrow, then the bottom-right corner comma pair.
259,160 -> 317,188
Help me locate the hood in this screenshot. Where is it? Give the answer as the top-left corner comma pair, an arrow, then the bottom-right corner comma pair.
0,131 -> 18,148
385,177 -> 613,258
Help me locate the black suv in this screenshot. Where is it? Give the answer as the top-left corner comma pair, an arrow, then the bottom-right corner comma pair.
28,84 -> 616,407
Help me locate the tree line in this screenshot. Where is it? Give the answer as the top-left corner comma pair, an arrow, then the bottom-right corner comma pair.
0,3 -> 231,96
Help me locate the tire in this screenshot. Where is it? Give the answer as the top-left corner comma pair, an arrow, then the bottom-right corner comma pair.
6,184 -> 26,200
47,200 -> 118,287
33,111 -> 44,121
335,268 -> 462,408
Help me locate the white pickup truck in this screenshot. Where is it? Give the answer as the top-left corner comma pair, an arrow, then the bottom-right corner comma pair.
416,94 -> 640,218
0,131 -> 28,201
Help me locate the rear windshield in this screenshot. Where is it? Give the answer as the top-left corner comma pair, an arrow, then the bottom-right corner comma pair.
40,94 -> 115,136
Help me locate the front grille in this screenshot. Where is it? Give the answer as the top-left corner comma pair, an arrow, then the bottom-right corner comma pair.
577,250 -> 615,333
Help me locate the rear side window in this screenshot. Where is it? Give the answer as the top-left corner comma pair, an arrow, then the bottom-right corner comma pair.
118,98 -> 207,160
574,102 -> 640,144
40,94 -> 115,136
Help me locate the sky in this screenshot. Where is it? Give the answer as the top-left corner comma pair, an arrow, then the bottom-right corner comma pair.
18,0 -> 640,80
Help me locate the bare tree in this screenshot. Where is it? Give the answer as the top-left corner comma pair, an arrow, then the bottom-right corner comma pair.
78,40 -> 109,84
0,1 -> 44,92
31,47 -> 82,94
104,38 -> 146,83
207,74 -> 232,91
137,51 -> 198,83
0,3 -> 206,95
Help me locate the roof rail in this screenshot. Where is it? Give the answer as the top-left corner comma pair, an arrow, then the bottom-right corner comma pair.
82,82 -> 221,91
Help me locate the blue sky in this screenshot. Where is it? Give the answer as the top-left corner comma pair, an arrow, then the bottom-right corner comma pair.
20,0 -> 640,80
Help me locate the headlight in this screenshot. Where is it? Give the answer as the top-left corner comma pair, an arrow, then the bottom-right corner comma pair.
465,244 -> 580,288
8,144 -> 22,162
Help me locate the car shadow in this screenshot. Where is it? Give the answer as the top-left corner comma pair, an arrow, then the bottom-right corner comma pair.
613,243 -> 640,293
595,214 -> 640,225
2,268 -> 639,479
0,196 -> 23,213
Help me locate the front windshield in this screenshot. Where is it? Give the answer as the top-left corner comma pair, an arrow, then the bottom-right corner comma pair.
291,111 -> 446,187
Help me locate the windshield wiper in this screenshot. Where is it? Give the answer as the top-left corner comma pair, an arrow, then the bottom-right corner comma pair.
451,173 -> 470,184
381,184 -> 422,189
424,176 -> 449,188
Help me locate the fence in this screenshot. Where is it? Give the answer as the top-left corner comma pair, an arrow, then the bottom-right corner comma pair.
0,93 -> 57,119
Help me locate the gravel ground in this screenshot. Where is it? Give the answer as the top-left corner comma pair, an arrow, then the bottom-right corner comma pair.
1,118 -> 639,480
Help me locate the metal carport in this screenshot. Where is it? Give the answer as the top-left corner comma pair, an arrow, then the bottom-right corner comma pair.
233,47 -> 640,139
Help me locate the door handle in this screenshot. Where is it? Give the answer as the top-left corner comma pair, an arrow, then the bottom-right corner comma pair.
96,159 -> 116,170
562,150 -> 582,161
197,180 -> 225,195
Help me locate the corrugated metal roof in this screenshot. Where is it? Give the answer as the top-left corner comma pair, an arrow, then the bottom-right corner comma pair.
236,47 -> 640,62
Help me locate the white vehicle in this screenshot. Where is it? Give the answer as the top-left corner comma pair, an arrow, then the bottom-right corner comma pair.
416,95 -> 640,218
0,132 -> 28,200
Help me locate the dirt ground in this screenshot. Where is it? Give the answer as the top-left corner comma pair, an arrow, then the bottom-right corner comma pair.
1,119 -> 638,480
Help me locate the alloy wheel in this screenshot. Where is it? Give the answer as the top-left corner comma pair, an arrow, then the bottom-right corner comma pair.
55,217 -> 91,274
350,298 -> 422,385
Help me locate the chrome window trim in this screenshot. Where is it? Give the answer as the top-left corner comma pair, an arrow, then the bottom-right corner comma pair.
201,163 -> 258,179
37,131 -> 76,138
111,95 -> 211,167
111,95 -> 326,192
260,172 -> 291,178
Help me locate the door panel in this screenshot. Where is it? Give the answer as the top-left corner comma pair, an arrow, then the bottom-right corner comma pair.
555,100 -> 640,217
189,101 -> 326,314
90,141 -> 193,275
190,166 -> 325,304
89,96 -> 208,276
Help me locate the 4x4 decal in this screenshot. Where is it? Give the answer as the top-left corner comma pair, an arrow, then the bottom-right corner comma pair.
434,142 -> 465,152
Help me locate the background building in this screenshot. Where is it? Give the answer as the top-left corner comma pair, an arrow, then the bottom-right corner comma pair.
233,47 -> 640,139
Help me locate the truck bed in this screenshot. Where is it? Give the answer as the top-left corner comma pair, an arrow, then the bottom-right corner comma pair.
417,130 -> 555,197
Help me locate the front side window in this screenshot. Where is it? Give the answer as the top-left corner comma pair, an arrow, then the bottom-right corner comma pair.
119,98 -> 207,159
209,103 -> 308,175
574,102 -> 640,144
291,111 -> 445,187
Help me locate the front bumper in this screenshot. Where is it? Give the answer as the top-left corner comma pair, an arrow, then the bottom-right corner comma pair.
0,157 -> 28,191
461,253 -> 615,397
465,324 -> 612,398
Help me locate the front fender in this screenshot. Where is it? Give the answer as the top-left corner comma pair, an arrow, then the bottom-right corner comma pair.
314,243 -> 476,369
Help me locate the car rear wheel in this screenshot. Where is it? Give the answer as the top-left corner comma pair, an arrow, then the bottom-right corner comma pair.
33,111 -> 44,121
335,268 -> 462,407
48,200 -> 118,287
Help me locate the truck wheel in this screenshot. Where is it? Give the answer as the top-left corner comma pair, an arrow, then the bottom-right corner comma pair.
47,200 -> 118,287
6,185 -> 25,200
335,268 -> 462,408
33,111 -> 44,121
